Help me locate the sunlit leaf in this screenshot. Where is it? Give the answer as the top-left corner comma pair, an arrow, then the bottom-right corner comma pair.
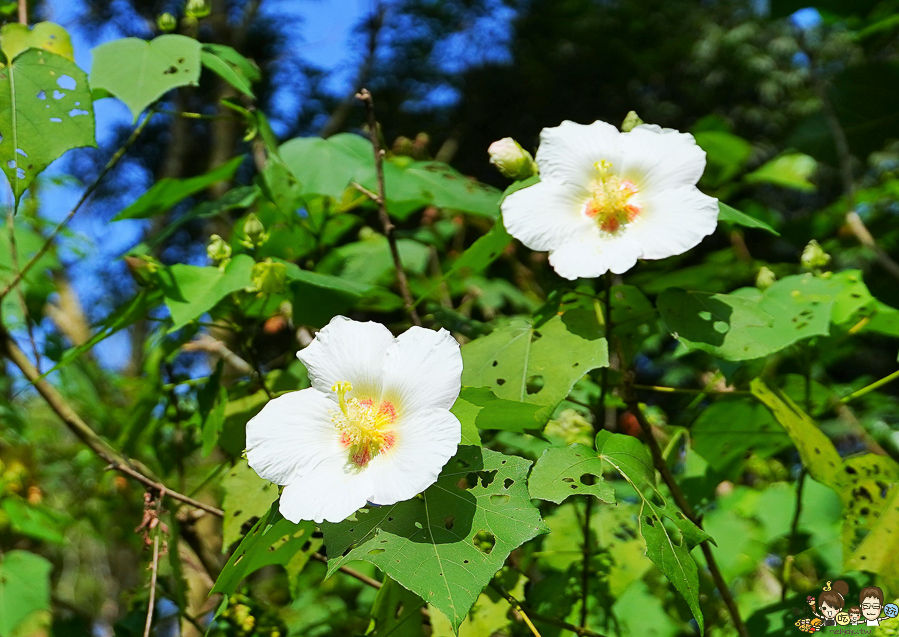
717,202 -> 780,235
322,446 -> 548,631
0,49 -> 96,204
0,22 -> 74,62
222,459 -> 277,550
90,34 -> 201,120
0,550 -> 52,636
744,153 -> 816,191
200,43 -> 259,97
461,311 -> 608,421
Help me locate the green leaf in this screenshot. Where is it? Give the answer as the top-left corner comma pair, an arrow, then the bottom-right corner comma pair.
279,133 -> 501,219
200,44 -> 259,97
90,34 -> 201,120
221,459 -> 278,550
2,498 -> 66,544
0,49 -> 96,204
460,311 -> 608,421
528,444 -> 616,504
212,505 -> 319,597
694,130 -> 752,187
658,274 -> 840,361
157,253 -> 254,330
593,431 -> 709,632
450,386 -> 545,437
751,379 -> 899,556
744,153 -> 817,192
609,284 -> 657,363
0,550 -> 52,637
717,202 -> 780,236
368,577 -> 426,637
198,362 -> 227,455
691,399 -> 792,478
0,22 -> 74,62
286,266 -> 373,328
321,446 -> 548,631
429,570 -> 525,637
846,487 -> 899,590
113,155 -> 243,220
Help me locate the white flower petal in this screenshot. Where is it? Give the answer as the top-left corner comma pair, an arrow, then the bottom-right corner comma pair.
381,327 -> 462,414
502,181 -> 593,251
536,120 -> 622,185
548,233 -> 641,280
628,186 -> 719,260
279,455 -> 373,523
298,315 -> 396,399
618,124 -> 707,193
366,407 -> 461,505
246,388 -> 341,485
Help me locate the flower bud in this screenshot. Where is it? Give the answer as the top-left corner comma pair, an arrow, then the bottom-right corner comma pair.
250,259 -> 287,295
544,408 -> 594,446
756,266 -> 776,290
241,213 -> 268,248
157,12 -> 177,32
621,111 -> 645,132
123,255 -> 160,287
207,234 -> 232,265
801,240 -> 831,270
185,0 -> 210,18
488,137 -> 537,180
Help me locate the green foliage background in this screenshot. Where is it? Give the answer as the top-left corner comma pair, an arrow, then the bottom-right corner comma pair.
2,0 -> 899,636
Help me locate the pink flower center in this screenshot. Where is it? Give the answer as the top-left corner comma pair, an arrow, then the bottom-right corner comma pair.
331,381 -> 398,468
583,160 -> 641,235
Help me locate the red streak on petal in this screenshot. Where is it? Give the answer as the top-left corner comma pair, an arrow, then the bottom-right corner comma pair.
600,216 -> 620,233
339,432 -> 353,448
381,432 -> 396,451
352,448 -> 372,467
627,204 -> 641,221
378,401 -> 398,423
584,201 -> 600,218
359,398 -> 374,408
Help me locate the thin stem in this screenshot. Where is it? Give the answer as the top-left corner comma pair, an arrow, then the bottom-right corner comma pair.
142,492 -> 164,637
0,108 -> 157,301
782,469 -> 806,601
840,369 -> 899,404
356,89 -> 421,326
633,384 -> 752,396
17,0 -> 26,23
624,389 -> 749,637
490,583 -> 543,637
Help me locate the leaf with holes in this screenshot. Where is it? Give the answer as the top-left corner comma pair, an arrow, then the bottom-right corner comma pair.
221,459 -> 277,550
321,446 -> 548,631
658,274 -> 839,361
0,550 -> 52,636
528,444 -> 616,504
751,379 -> 899,556
605,433 -> 709,631
1,22 -> 74,62
90,34 -> 201,120
212,504 -> 319,597
0,48 -> 96,205
460,310 -> 608,422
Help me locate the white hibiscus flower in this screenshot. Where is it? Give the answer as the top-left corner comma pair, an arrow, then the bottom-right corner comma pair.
246,316 -> 463,523
502,120 -> 719,280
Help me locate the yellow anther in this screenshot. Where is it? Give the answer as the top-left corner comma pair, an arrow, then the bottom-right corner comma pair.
332,381 -> 352,413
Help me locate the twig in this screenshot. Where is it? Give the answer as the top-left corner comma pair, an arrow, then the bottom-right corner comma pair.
0,108 -> 157,301
490,583 -> 543,637
525,608 -> 609,637
17,0 -> 26,23
142,490 -> 165,637
6,206 -> 41,369
356,89 -> 421,326
182,334 -> 253,375
840,369 -> 899,404
624,388 -> 750,637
